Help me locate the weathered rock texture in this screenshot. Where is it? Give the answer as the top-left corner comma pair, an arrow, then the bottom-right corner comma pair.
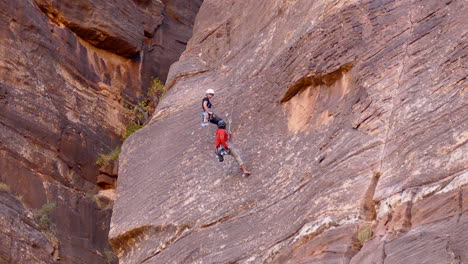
0,190 -> 57,263
0,191 -> 59,264
0,0 -> 201,263
142,0 -> 205,83
111,0 -> 467,263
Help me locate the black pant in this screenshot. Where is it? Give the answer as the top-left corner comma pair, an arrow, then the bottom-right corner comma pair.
209,114 -> 222,125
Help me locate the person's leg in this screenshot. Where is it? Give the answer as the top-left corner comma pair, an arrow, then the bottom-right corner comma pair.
228,147 -> 243,166
216,146 -> 224,162
201,112 -> 209,126
228,144 -> 250,174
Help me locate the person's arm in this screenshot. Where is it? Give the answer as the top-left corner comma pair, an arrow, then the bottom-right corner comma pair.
203,100 -> 212,114
222,130 -> 230,149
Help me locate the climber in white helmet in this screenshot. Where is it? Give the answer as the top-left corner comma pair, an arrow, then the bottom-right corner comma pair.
201,89 -> 221,126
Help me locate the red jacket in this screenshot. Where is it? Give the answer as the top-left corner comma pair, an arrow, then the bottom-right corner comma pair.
215,128 -> 231,149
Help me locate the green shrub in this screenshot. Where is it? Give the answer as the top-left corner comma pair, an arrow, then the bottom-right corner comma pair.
122,120 -> 144,141
121,101 -> 149,140
125,101 -> 150,125
148,77 -> 165,99
0,183 -> 11,193
120,77 -> 165,141
357,225 -> 373,245
104,249 -> 116,262
85,193 -> 109,209
34,202 -> 57,231
0,183 -> 25,207
85,193 -> 96,202
96,146 -> 121,166
17,195 -> 24,205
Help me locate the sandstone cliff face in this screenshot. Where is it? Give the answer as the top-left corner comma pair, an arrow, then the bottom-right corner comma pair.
141,0 -> 205,83
0,190 -> 56,263
0,0 -> 201,263
111,0 -> 467,263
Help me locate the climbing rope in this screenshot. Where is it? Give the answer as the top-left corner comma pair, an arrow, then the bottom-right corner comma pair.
227,94 -> 235,137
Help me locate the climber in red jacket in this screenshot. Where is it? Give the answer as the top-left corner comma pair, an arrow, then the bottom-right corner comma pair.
215,120 -> 251,175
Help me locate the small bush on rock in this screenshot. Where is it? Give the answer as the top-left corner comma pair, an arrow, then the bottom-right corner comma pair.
0,183 -> 11,193
148,77 -> 165,99
34,202 -> 57,231
357,225 -> 373,245
96,146 -> 121,166
121,77 -> 165,140
104,249 -> 117,263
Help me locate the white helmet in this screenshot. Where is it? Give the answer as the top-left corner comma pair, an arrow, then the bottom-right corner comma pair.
206,89 -> 215,94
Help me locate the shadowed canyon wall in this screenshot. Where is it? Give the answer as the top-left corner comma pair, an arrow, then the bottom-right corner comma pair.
111,0 -> 467,263
0,0 -> 202,263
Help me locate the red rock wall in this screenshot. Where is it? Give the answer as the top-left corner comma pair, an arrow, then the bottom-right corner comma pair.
0,190 -> 57,263
0,0 -> 201,263
142,0 -> 204,83
111,0 -> 467,263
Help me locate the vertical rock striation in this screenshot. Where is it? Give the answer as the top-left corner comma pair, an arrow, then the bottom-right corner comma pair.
0,0 -> 202,263
111,0 -> 467,263
142,0 -> 204,83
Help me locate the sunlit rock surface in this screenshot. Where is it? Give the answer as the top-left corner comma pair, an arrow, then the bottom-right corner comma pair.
111,0 -> 466,263
0,0 -> 201,263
